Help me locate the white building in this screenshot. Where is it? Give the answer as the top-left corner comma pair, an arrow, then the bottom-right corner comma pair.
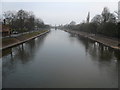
118,1 -> 120,22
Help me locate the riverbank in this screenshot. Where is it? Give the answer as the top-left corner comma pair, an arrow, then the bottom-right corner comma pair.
64,30 -> 120,50
1,30 -> 50,50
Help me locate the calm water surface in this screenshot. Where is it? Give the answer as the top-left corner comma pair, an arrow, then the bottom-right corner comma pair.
2,29 -> 119,88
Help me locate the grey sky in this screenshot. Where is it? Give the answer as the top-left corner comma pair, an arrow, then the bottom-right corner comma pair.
2,1 -> 119,25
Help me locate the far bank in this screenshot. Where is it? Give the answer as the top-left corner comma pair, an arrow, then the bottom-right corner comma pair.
64,30 -> 120,50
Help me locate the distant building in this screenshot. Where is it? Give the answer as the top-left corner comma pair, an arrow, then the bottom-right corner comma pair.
118,1 -> 120,22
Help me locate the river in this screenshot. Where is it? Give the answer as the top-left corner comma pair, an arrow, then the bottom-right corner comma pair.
2,29 -> 119,88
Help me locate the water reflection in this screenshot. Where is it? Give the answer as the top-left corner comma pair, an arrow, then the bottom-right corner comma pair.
0,58 -> 2,89
2,30 -> 119,88
2,33 -> 48,79
75,34 -> 120,61
69,33 -> 118,88
2,48 -> 12,57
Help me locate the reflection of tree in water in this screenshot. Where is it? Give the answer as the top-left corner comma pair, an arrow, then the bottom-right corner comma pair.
77,36 -> 94,55
97,44 -> 114,61
15,45 -> 31,64
2,48 -> 12,57
117,51 -> 120,89
27,33 -> 48,52
77,35 -> 119,62
77,35 -> 118,85
88,43 -> 115,62
16,34 -> 48,63
114,50 -> 120,60
69,33 -> 76,37
2,54 -> 16,78
2,33 -> 48,79
87,42 -> 98,58
68,33 -> 77,43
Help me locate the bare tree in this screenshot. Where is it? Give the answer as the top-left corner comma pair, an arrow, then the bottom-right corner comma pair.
91,15 -> 102,25
102,7 -> 110,23
17,9 -> 29,32
3,11 -> 16,26
108,13 -> 116,23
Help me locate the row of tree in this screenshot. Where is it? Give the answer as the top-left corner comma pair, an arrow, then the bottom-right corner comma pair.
61,7 -> 119,38
2,9 -> 50,33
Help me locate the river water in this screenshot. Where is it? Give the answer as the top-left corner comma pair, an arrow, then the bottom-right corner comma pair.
2,29 -> 119,88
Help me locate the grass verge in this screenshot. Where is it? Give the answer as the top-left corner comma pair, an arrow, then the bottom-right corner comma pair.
2,30 -> 48,48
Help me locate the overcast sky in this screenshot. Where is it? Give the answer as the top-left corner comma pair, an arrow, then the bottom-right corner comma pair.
2,0 -> 119,25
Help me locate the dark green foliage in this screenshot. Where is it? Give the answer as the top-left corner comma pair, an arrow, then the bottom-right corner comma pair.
97,22 -> 117,37
117,22 -> 120,39
62,7 -> 118,39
